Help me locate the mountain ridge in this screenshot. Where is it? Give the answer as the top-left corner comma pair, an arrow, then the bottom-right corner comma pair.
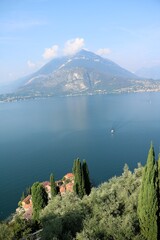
2,50 -> 160,102
15,49 -> 139,96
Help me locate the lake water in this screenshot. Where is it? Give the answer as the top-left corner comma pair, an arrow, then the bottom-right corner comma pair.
1,92 -> 160,219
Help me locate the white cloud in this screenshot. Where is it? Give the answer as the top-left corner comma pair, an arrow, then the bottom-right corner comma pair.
63,38 -> 85,56
42,45 -> 59,59
27,60 -> 36,68
96,48 -> 111,56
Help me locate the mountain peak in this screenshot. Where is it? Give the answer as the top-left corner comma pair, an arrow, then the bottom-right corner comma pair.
12,49 -> 140,97
75,49 -> 99,58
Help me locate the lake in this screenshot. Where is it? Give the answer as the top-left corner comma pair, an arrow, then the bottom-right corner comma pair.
1,92 -> 160,219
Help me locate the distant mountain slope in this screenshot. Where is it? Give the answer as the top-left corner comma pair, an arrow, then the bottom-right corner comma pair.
2,49 -> 160,102
14,49 -> 140,96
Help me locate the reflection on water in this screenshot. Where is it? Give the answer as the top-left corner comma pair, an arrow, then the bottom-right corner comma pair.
65,96 -> 90,131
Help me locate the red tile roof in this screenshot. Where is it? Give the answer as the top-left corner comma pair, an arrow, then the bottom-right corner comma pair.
22,195 -> 32,204
64,173 -> 74,179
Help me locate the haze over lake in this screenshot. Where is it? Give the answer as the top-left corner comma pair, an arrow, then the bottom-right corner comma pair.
1,92 -> 160,219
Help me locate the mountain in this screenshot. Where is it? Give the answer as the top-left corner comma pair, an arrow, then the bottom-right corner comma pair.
135,66 -> 160,80
2,50 -> 160,102
14,49 -> 140,96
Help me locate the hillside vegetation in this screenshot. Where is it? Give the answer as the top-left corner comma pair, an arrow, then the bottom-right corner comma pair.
40,163 -> 143,240
1,144 -> 160,239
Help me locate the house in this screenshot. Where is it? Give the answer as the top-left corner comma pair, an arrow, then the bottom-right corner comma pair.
59,173 -> 74,194
22,195 -> 32,210
42,181 -> 51,192
63,173 -> 74,181
59,182 -> 74,194
59,185 -> 66,194
66,182 -> 74,192
19,173 -> 75,220
21,195 -> 33,220
23,207 -> 33,220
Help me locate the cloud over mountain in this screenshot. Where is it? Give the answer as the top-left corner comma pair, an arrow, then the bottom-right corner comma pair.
96,48 -> 111,56
63,38 -> 85,56
42,45 -> 59,59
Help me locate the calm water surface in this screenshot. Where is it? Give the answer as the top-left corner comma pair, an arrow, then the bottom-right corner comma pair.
1,92 -> 160,219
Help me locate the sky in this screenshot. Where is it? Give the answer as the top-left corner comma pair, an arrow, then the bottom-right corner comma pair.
0,0 -> 160,84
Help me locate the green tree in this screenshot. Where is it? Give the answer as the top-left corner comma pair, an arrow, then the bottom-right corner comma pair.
137,143 -> 158,240
73,159 -> 91,198
31,182 -> 48,221
82,160 -> 91,195
50,173 -> 57,199
157,154 -> 160,239
0,223 -> 13,240
41,163 -> 144,240
73,158 -> 83,198
10,216 -> 32,239
41,193 -> 84,240
72,159 -> 77,174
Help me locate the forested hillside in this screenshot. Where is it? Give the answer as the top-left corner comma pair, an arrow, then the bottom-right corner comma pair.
40,163 -> 143,240
0,145 -> 160,239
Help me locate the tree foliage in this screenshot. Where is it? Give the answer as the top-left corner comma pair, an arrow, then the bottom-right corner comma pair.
2,148 -> 160,239
137,144 -> 158,240
158,154 -> 160,239
40,193 -> 84,240
73,158 -> 83,197
0,163 -> 145,240
50,173 -> 57,199
40,164 -> 144,240
31,182 -> 48,221
0,223 -> 13,240
82,160 -> 91,195
73,158 -> 91,198
0,216 -> 41,240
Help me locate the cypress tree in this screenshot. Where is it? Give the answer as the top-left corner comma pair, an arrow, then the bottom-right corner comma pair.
77,158 -> 83,197
73,158 -> 83,197
157,154 -> 160,239
81,164 -> 85,196
50,173 -> 57,199
31,182 -> 48,221
137,143 -> 158,240
73,159 -> 78,194
73,158 -> 91,198
72,159 -> 77,174
82,160 -> 91,195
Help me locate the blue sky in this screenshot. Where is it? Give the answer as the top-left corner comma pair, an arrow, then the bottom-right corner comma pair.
0,0 -> 160,83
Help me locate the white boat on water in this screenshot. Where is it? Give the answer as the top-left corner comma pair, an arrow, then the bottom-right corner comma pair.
111,129 -> 115,134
